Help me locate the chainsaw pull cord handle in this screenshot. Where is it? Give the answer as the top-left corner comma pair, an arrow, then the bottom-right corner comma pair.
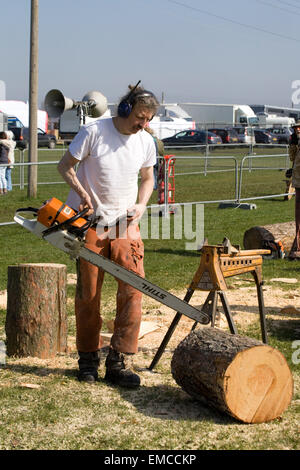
42,207 -> 91,237
15,207 -> 39,216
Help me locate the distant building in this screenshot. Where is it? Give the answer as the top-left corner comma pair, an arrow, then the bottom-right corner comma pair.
250,104 -> 300,121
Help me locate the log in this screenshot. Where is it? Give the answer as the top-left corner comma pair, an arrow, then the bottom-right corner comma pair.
171,328 -> 293,423
5,263 -> 68,358
243,222 -> 296,253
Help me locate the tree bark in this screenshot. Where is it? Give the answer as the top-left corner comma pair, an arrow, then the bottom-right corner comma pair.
171,328 -> 293,423
5,263 -> 68,358
243,222 -> 296,253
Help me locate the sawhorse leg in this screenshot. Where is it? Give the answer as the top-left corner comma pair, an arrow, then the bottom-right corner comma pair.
253,273 -> 268,344
148,288 -> 194,371
218,291 -> 238,334
191,291 -> 238,335
149,289 -> 238,370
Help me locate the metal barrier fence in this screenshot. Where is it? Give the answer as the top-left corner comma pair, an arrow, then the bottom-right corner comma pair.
154,149 -> 291,215
237,153 -> 291,203
0,146 -> 292,225
12,147 -> 67,189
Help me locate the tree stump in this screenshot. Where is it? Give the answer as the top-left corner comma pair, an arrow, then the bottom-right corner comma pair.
243,222 -> 296,253
171,328 -> 293,423
5,263 -> 68,358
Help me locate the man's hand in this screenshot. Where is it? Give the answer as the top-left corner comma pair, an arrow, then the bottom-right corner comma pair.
78,192 -> 94,216
127,203 -> 146,222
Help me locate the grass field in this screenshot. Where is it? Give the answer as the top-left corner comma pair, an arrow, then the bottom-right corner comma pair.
0,146 -> 299,451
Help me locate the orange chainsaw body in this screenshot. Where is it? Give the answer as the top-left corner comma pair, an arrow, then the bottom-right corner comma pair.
37,197 -> 87,229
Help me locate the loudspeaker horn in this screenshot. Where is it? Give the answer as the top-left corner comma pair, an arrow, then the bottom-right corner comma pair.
82,91 -> 108,118
44,89 -> 75,118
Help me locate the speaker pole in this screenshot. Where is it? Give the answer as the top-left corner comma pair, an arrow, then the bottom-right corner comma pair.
28,0 -> 39,198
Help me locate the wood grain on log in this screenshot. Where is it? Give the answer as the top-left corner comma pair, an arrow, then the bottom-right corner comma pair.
5,263 -> 68,358
243,222 -> 295,253
171,328 -> 293,423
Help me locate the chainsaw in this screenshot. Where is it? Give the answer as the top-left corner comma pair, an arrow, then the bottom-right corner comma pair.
14,198 -> 210,326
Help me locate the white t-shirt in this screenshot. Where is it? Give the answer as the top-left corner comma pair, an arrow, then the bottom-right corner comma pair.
66,118 -> 156,225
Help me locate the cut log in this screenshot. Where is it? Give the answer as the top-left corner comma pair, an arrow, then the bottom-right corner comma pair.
5,263 -> 68,358
243,222 -> 296,253
171,328 -> 293,423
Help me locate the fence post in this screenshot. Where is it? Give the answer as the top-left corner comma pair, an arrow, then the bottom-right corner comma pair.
234,157 -> 239,202
237,155 -> 247,203
164,157 -> 169,217
204,145 -> 209,176
20,150 -> 25,190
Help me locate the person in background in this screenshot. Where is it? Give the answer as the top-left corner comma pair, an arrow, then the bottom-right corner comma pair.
288,120 -> 300,260
0,132 -> 10,195
3,131 -> 16,191
144,126 -> 164,190
58,83 -> 159,388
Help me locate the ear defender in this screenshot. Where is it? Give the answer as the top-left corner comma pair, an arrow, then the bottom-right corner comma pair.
117,100 -> 133,118
117,80 -> 154,118
117,80 -> 141,118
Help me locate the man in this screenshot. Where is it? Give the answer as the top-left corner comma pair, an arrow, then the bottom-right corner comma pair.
288,120 -> 300,260
58,84 -> 159,387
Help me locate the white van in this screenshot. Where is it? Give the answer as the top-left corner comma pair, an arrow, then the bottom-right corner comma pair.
233,126 -> 255,145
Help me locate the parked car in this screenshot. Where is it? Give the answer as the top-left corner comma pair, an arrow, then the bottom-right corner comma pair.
8,125 -> 57,150
162,129 -> 222,146
254,129 -> 278,144
265,127 -> 292,144
208,128 -> 239,144
232,126 -> 255,144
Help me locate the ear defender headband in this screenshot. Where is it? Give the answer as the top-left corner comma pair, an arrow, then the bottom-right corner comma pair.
117,80 -> 154,118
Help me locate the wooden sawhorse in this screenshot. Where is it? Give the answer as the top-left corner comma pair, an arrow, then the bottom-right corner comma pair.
149,240 -> 270,370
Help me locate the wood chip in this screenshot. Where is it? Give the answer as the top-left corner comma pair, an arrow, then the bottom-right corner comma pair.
19,383 -> 41,389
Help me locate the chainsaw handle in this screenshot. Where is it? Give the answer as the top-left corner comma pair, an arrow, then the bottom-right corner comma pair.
42,207 -> 90,237
67,207 -> 90,224
15,207 -> 39,216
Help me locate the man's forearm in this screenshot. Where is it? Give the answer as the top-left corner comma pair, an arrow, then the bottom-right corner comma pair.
138,176 -> 154,206
58,161 -> 85,197
57,151 -> 93,212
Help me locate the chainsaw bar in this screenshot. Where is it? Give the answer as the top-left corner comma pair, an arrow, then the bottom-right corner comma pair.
14,212 -> 210,326
44,229 -> 210,325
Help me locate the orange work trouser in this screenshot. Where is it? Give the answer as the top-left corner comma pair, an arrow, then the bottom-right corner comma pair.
75,224 -> 145,354
294,188 -> 300,251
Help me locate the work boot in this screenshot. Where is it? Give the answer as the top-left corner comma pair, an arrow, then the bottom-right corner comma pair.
78,350 -> 100,383
104,348 -> 140,389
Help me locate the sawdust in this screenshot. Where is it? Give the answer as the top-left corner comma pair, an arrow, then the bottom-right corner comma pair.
0,275 -> 299,450
0,291 -> 7,310
135,281 -> 300,349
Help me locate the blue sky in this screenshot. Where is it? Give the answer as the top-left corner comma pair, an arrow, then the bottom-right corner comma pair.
2,0 -> 300,108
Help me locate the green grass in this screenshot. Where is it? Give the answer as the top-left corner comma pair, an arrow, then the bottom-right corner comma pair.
0,146 -> 295,293
0,147 -> 299,450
